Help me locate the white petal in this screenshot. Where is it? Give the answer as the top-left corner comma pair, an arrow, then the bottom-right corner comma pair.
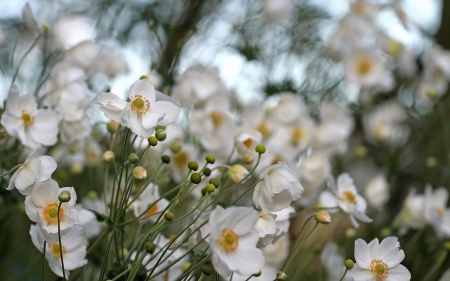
6,85 -> 21,117
35,156 -> 57,181
29,110 -> 59,146
128,79 -> 156,103
151,101 -> 180,126
31,179 -> 59,207
379,237 -> 404,268
141,111 -> 164,130
349,263 -> 371,281
26,143 -> 43,161
368,237 -> 380,260
15,160 -> 40,190
96,92 -> 127,110
385,264 -> 411,281
21,92 -> 37,112
354,238 -> 371,269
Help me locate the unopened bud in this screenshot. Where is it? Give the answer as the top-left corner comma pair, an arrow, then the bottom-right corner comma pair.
345,228 -> 356,240
380,227 -> 391,238
354,145 -> 367,158
171,141 -> 182,153
205,184 -> 216,193
188,161 -> 199,171
205,154 -> 215,164
145,242 -> 155,253
426,156 -> 438,168
41,22 -> 49,34
161,155 -> 171,164
427,88 -> 438,100
275,271 -> 287,281
87,191 -> 98,200
155,129 -> 167,141
345,259 -> 354,269
165,212 -> 174,221
227,164 -> 249,183
133,166 -> 147,180
201,266 -> 211,276
107,121 -> 119,134
315,210 -> 331,224
69,163 -> 83,175
128,153 -> 139,164
148,136 -> 158,146
209,178 -> 220,188
203,167 -> 211,176
190,173 -> 201,184
255,144 -> 266,154
243,153 -> 254,164
102,150 -> 115,163
253,271 -> 261,277
58,191 -> 71,202
140,75 -> 148,80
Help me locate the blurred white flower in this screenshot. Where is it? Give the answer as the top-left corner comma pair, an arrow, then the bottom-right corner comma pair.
270,93 -> 308,126
349,237 -> 410,281
424,185 -> 450,238
263,0 -> 294,24
235,128 -> 262,159
75,205 -> 102,239
345,51 -> 390,89
22,3 -> 40,34
364,174 -> 390,210
350,0 -> 379,18
7,144 -> 56,195
1,86 -> 59,149
395,189 -> 425,235
254,211 -> 279,248
321,242 -> 352,281
52,16 -> 96,50
253,162 -> 303,212
132,183 -> 169,223
209,206 -> 264,279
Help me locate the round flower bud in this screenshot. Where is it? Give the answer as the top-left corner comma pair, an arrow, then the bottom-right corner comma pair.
41,23 -> 50,34
118,248 -> 129,259
128,153 -> 139,164
209,178 -> 220,188
190,173 -> 201,184
255,144 -> 266,154
243,153 -> 254,164
161,155 -> 171,164
203,167 -> 211,176
227,164 -> 249,183
102,150 -> 115,163
426,156 -> 438,168
133,166 -> 147,180
444,241 -> 450,250
182,263 -> 192,272
315,210 -> 331,224
380,227 -> 391,238
155,129 -> 167,141
354,145 -> 367,158
345,228 -> 356,240
205,184 -> 216,193
87,191 -> 98,200
201,188 -> 207,196
171,141 -> 182,153
140,75 -> 148,80
69,163 -> 83,175
188,161 -> 199,171
107,121 -> 119,134
253,271 -> 261,277
58,191 -> 71,202
201,266 -> 212,276
145,242 -> 155,254
164,212 -> 174,221
205,154 -> 215,164
344,259 -> 354,269
276,271 -> 287,281
148,136 -> 158,146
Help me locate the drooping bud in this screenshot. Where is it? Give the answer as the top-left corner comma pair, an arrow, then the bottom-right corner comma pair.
209,178 -> 220,188
205,154 -> 215,164
165,212 -> 174,221
58,191 -> 71,202
155,129 -> 167,141
128,153 -> 139,164
161,155 -> 171,164
171,141 -> 182,153
148,136 -> 158,146
145,242 -> 155,254
203,167 -> 211,176
227,164 -> 249,183
275,271 -> 287,281
190,173 -> 201,184
201,266 -> 212,276
107,121 -> 119,134
345,259 -> 355,269
102,150 -> 115,163
255,144 -> 266,154
133,166 -> 147,180
188,161 -> 199,171
315,210 -> 331,224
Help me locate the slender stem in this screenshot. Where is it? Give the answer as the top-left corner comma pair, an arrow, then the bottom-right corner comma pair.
423,248 -> 448,281
111,268 -> 131,281
198,273 -> 205,281
42,241 -> 46,281
87,227 -> 112,256
10,34 -> 42,90
0,164 -> 23,178
339,268 -> 348,281
289,206 -> 338,219
57,202 -> 66,280
286,221 -> 319,272
244,276 -> 253,281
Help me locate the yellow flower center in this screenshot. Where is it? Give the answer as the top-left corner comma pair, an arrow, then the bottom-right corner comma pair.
210,111 -> 223,129
146,202 -> 158,216
43,203 -> 64,224
220,228 -> 239,252
243,139 -> 253,149
436,206 -> 445,218
374,123 -> 388,141
173,152 -> 188,168
343,191 -> 357,204
48,243 -> 66,259
290,127 -> 304,146
357,56 -> 372,76
369,259 -> 389,280
352,2 -> 366,15
130,95 -> 150,115
21,110 -> 35,126
256,122 -> 271,139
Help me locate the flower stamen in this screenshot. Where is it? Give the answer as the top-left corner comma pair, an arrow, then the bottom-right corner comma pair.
220,228 -> 239,252
21,110 -> 35,126
343,191 -> 357,204
48,243 -> 66,259
369,259 -> 389,280
130,95 -> 150,115
43,203 -> 64,224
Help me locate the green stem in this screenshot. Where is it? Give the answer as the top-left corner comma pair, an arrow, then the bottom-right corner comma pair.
87,227 -> 112,256
339,268 -> 348,281
126,163 -> 164,208
244,276 -> 253,281
289,206 -> 338,219
10,34 -> 42,90
111,268 -> 131,281
423,249 -> 448,280
42,240 -> 46,281
0,164 -> 23,178
57,202 -> 66,280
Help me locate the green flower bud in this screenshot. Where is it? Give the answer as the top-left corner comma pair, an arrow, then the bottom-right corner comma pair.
145,242 -> 155,254
205,184 -> 215,193
345,228 -> 356,240
148,136 -> 158,146
209,178 -> 220,188
155,129 -> 167,141
201,266 -> 212,276
58,191 -> 71,202
255,144 -> 266,154
128,153 -> 139,164
345,259 -> 354,269
182,263 -> 192,272
140,75 -> 148,80
203,167 -> 211,176
171,141 -> 182,153
380,227 -> 391,238
161,155 -> 171,164
276,271 -> 287,281
205,154 -> 215,164
87,191 -> 98,200
426,156 -> 438,168
41,23 -> 50,34
190,173 -> 201,184
107,121 -> 119,134
165,212 -> 174,221
444,241 -> 450,250
188,161 -> 199,171
102,150 -> 115,163
253,271 -> 261,277
354,145 -> 367,158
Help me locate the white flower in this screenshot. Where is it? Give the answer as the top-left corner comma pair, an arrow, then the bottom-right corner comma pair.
52,16 -> 96,50
364,174 -> 389,210
30,224 -> 88,279
209,206 -> 264,279
235,128 -> 262,158
349,237 -> 411,281
253,162 -> 303,212
395,189 -> 425,235
321,242 -> 352,281
254,211 -> 280,248
272,206 -> 295,241
25,179 -> 78,235
97,79 -> 180,138
263,0 -> 294,24
7,144 -> 56,195
345,51 -> 390,89
439,267 -> 450,281
424,185 -> 450,238
320,173 -> 372,228
1,86 -> 59,149
75,205 -> 102,239
22,3 -> 40,34
270,93 -> 308,126
132,183 -> 169,223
